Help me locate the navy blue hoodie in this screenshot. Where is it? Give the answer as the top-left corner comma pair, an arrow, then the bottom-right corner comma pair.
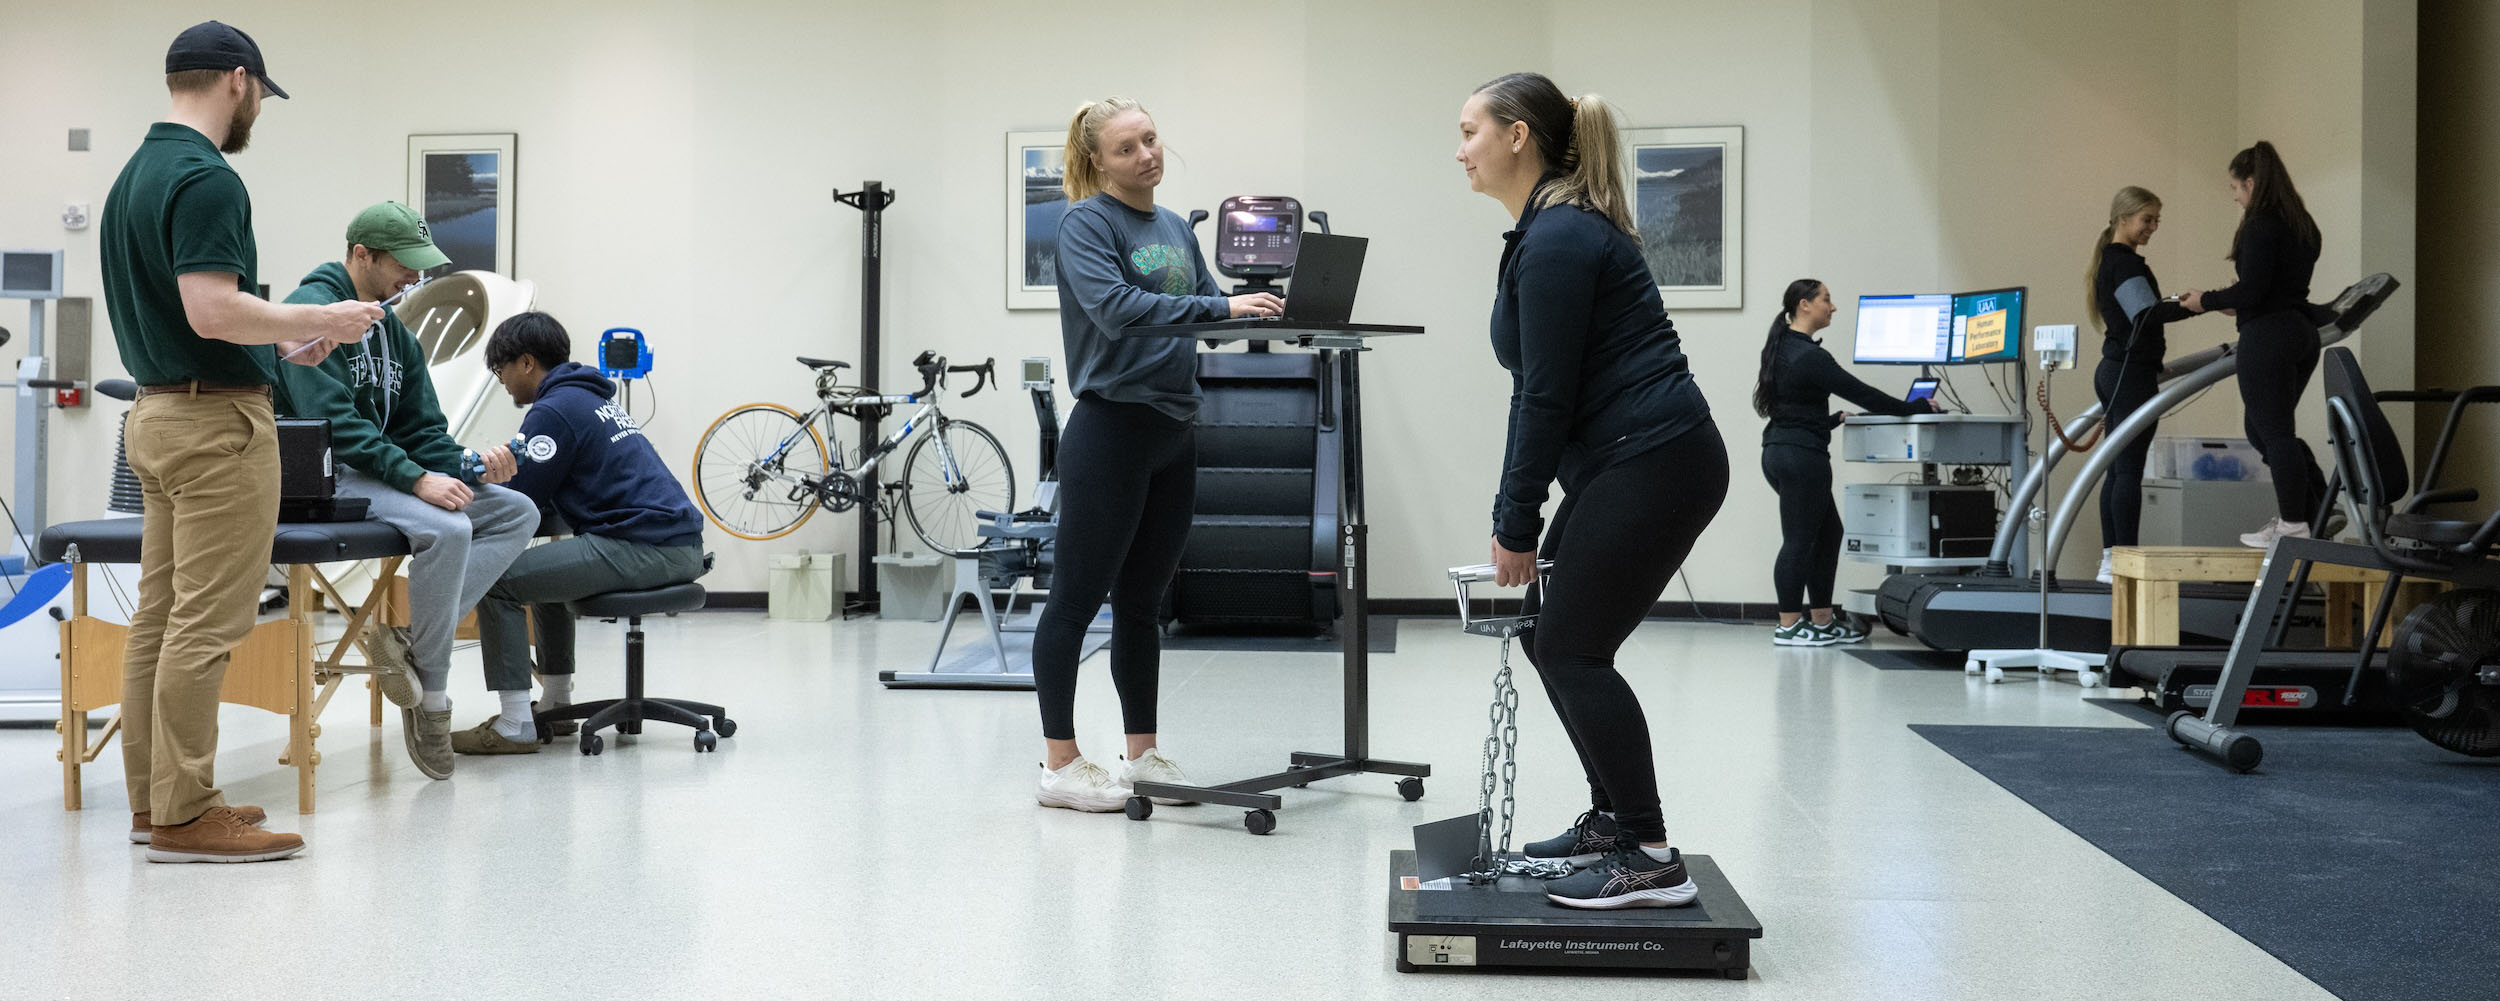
506,362 -> 705,548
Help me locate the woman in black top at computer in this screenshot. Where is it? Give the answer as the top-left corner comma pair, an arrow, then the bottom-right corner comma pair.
2087,186 -> 2199,581
1458,72 -> 1727,910
1753,279 -> 1937,647
2180,141 -> 2328,548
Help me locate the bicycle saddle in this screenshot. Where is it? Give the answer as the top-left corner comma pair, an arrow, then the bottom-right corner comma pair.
795,356 -> 851,370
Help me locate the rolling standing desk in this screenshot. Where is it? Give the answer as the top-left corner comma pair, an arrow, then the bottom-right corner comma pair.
1120,318 -> 1426,835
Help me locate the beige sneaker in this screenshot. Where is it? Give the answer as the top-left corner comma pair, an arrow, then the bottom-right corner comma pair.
132,806 -> 265,845
364,621 -> 418,709
403,707 -> 456,778
145,806 -> 305,863
451,718 -> 544,755
1036,756 -> 1131,812
1119,748 -> 1200,806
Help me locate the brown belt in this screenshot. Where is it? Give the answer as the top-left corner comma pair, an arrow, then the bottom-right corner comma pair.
136,381 -> 272,398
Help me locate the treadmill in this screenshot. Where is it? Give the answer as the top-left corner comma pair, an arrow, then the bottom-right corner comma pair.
1878,273 -> 2403,653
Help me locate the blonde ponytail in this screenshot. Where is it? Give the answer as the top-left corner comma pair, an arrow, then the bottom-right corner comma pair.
1062,96 -> 1145,202
1539,95 -> 1634,236
2087,186 -> 2162,331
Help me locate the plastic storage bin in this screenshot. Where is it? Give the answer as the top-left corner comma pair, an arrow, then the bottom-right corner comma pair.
766,551 -> 842,622
871,552 -> 950,622
2148,437 -> 2269,481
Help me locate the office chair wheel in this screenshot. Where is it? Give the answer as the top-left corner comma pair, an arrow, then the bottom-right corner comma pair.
2077,670 -> 2104,688
1124,796 -> 1153,821
1244,809 -> 1276,836
581,732 -> 604,756
714,717 -> 738,739
1397,777 -> 1425,801
695,730 -> 718,753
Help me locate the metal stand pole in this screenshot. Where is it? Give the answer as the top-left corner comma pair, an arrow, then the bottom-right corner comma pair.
834,182 -> 895,612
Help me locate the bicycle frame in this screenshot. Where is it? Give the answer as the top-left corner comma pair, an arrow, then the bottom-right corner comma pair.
749,389 -> 972,502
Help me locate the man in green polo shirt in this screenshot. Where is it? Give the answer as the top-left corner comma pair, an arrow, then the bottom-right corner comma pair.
272,202 -> 538,780
99,21 -> 378,864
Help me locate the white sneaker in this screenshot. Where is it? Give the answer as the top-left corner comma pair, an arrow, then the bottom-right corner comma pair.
2238,517 -> 2313,549
1120,748 -> 1199,806
2095,549 -> 2114,585
1036,755 -> 1131,812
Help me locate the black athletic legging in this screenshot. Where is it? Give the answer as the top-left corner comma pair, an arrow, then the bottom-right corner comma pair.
2233,314 -> 2328,523
1517,421 -> 1729,844
1032,396 -> 1197,741
1760,442 -> 1839,614
2094,358 -> 2162,548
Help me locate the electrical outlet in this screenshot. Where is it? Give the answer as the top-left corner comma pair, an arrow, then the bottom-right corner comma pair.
62,203 -> 91,230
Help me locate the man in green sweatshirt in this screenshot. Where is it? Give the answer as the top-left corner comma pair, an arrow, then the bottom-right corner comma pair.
272,201 -> 538,779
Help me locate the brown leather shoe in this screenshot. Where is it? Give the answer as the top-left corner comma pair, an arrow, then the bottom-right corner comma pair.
132,806 -> 266,845
145,806 -> 305,863
450,718 -> 543,755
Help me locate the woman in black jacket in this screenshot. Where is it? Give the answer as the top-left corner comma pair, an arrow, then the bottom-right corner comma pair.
2087,186 -> 2198,581
1458,72 -> 1726,910
2181,141 -> 2327,547
1753,279 -> 1936,646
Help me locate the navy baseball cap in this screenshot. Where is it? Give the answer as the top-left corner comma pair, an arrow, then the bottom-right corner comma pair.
165,21 -> 288,100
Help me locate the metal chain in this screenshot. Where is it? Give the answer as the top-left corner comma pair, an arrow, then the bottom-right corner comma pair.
1467,637 -> 1572,883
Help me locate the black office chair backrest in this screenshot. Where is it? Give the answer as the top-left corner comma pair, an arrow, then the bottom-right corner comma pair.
2322,347 -> 2409,520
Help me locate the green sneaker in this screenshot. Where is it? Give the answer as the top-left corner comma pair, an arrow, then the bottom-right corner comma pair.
451,719 -> 544,756
1820,616 -> 1870,644
403,707 -> 455,779
1772,619 -> 1836,647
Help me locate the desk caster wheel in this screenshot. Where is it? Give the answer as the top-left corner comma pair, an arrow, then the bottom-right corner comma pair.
2078,670 -> 2104,688
1397,777 -> 1424,801
1985,666 -> 2006,684
580,732 -> 604,756
714,717 -> 737,739
695,730 -> 718,752
1244,809 -> 1275,836
1124,796 -> 1152,821
1964,660 -> 1982,675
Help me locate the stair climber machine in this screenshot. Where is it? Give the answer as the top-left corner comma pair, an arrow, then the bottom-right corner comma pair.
1877,273 -> 2402,656
1166,197 -> 1344,632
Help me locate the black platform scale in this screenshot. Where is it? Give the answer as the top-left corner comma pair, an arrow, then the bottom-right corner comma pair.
1387,850 -> 1761,976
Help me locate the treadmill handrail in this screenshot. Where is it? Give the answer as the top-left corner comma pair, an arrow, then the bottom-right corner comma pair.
2035,274 -> 2398,573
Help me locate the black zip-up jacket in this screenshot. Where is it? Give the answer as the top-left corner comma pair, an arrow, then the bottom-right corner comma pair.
1489,182 -> 1710,552
2198,211 -> 2318,330
1760,331 -> 1929,451
2095,243 -> 2193,364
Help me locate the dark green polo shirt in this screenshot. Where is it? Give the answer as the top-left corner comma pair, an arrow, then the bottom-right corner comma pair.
99,123 -> 275,387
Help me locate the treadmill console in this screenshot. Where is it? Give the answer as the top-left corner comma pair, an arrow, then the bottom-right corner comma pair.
1213,196 -> 1304,279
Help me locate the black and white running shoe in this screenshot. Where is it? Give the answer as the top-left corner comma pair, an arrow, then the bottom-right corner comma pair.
1543,843 -> 1700,910
1521,809 -> 1622,868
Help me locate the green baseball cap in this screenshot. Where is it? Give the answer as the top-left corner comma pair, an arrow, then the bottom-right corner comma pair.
345,201 -> 451,270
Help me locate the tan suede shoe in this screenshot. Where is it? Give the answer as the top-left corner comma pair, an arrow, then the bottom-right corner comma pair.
404,707 -> 455,779
132,806 -> 266,845
450,719 -> 544,755
364,620 -> 418,709
145,806 -> 305,863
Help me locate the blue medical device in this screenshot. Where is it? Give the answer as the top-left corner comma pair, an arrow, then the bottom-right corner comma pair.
599,327 -> 654,380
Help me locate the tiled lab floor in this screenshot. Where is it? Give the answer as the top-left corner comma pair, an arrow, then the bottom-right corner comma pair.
0,609 -> 2337,1000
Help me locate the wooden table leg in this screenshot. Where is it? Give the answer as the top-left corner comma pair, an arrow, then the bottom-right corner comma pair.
2143,581 -> 2181,647
61,562 -> 87,812
290,565 -> 318,814
2111,576 -> 2136,646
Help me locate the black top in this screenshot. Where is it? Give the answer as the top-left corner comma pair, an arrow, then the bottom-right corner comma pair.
2094,243 -> 2193,364
2198,212 -> 2318,329
1760,331 -> 1930,451
1488,181 -> 1710,552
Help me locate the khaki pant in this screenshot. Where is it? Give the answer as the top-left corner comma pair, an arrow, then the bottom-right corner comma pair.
121,391 -> 279,824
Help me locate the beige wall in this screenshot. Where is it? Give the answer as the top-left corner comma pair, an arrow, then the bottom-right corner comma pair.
2420,0 -> 2500,498
0,0 -> 2419,599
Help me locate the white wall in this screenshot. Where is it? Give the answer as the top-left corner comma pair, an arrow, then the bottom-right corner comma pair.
0,0 -> 2415,599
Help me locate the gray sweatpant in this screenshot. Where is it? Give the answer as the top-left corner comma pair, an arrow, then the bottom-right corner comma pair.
475,533 -> 706,692
334,468 -> 540,693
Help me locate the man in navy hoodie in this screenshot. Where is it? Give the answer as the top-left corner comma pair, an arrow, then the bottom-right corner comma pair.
461,311 -> 707,754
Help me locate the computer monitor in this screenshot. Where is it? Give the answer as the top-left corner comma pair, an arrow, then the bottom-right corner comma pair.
1851,292 -> 1953,365
1,250 -> 65,299
1948,287 -> 2024,364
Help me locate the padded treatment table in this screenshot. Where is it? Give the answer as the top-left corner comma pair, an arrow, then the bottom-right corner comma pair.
39,517 -> 413,813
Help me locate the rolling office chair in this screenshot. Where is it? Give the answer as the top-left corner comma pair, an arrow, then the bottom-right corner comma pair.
532,556 -> 731,755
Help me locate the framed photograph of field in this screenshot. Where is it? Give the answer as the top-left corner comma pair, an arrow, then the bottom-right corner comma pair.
1624,126 -> 1741,310
406,133 -> 516,278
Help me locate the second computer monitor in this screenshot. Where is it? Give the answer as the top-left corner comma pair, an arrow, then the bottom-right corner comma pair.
1851,286 -> 2026,365
1949,287 -> 2024,364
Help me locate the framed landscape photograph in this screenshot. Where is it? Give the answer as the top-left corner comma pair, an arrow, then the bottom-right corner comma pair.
406,133 -> 516,278
1005,129 -> 1069,310
1624,125 -> 1742,310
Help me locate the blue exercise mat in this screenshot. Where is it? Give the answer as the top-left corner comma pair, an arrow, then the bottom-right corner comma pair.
0,562 -> 70,630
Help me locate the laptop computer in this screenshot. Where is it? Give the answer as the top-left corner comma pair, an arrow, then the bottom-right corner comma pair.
1266,232 -> 1367,324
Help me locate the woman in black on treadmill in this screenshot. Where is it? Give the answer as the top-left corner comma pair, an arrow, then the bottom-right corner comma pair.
1754,279 -> 1937,647
2180,141 -> 2328,548
2087,186 -> 2198,582
1457,72 -> 1728,910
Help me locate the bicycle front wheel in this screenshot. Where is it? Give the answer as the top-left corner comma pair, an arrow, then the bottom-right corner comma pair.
900,418 -> 1016,555
693,403 -> 829,541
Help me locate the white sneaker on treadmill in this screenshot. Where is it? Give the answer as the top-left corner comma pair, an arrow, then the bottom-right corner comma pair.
2238,517 -> 2312,549
1120,748 -> 1198,806
1036,756 -> 1131,813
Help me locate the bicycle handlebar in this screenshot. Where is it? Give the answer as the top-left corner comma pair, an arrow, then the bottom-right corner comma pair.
946,359 -> 997,398
906,350 -> 998,398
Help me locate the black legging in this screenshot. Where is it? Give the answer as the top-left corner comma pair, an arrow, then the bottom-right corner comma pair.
1032,396 -> 1196,741
1760,442 -> 1838,614
1517,421 -> 1729,844
2094,358 -> 2162,548
2233,314 -> 2328,523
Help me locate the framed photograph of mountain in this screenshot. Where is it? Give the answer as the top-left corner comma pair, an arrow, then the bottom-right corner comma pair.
406,133 -> 516,278
1625,126 -> 1741,310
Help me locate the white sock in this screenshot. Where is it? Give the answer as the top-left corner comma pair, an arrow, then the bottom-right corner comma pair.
538,674 -> 573,707
1640,843 -> 1677,863
494,690 -> 535,739
419,691 -> 450,712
